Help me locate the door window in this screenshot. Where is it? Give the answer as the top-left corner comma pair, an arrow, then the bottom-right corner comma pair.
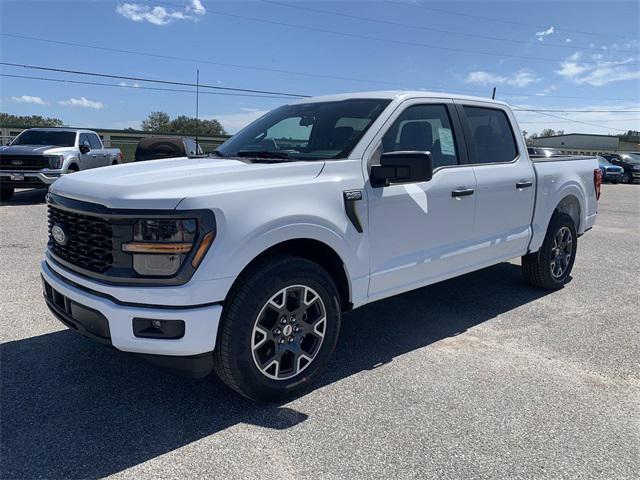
79,133 -> 91,151
463,107 -> 518,164
88,133 -> 102,149
382,104 -> 459,169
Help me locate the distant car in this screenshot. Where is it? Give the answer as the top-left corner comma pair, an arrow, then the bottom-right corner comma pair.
606,153 -> 640,184
134,136 -> 203,162
527,147 -> 561,157
597,156 -> 624,183
0,128 -> 122,201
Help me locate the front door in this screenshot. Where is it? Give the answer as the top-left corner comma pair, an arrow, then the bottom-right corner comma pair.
366,101 -> 478,302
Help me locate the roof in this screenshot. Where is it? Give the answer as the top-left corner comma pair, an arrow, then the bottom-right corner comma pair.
289,90 -> 508,106
535,133 -> 620,139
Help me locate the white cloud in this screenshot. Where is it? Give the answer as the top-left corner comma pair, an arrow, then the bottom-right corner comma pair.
535,26 -> 554,41
207,109 -> 269,134
59,97 -> 105,109
555,52 -> 640,86
565,38 -> 572,43
9,95 -> 47,105
118,81 -> 141,88
116,0 -> 205,26
465,69 -> 540,87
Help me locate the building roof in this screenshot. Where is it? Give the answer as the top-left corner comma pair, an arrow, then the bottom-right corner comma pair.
535,133 -> 620,140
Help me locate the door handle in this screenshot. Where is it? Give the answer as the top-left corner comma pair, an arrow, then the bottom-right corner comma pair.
516,180 -> 533,189
451,188 -> 474,197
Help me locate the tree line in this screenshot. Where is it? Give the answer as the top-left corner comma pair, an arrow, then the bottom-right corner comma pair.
0,111 -> 227,136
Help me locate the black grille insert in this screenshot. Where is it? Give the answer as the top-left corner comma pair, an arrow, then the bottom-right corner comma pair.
0,154 -> 51,171
48,206 -> 114,273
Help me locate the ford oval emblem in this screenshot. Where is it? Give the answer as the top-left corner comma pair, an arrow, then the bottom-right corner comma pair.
11,159 -> 23,166
52,224 -> 68,246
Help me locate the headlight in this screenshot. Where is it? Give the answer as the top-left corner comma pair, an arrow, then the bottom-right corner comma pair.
49,155 -> 64,169
122,219 -> 199,276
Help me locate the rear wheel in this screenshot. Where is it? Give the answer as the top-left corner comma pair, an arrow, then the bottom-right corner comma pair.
213,255 -> 341,401
522,212 -> 577,289
0,185 -> 14,202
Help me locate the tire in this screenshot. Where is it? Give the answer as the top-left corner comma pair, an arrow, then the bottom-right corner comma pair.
1,186 -> 14,202
213,255 -> 341,401
621,172 -> 631,184
522,212 -> 577,290
67,164 -> 79,173
111,160 -> 118,166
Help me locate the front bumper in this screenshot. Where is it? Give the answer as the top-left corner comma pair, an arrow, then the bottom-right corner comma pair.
603,171 -> 623,182
0,170 -> 61,187
41,260 -> 222,375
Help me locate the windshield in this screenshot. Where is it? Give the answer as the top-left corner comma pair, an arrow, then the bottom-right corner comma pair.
621,153 -> 640,164
598,157 -> 612,166
216,99 -> 391,160
11,130 -> 76,147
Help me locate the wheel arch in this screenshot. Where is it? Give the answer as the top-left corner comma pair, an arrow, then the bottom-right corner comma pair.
554,194 -> 582,232
225,238 -> 353,312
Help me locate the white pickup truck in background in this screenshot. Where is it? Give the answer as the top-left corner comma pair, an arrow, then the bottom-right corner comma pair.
0,128 -> 122,201
40,91 -> 600,401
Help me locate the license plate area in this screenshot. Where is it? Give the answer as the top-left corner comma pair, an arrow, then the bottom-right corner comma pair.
10,173 -> 25,181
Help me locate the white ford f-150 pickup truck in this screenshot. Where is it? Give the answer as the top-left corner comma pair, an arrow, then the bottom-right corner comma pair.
41,92 -> 600,400
0,128 -> 122,201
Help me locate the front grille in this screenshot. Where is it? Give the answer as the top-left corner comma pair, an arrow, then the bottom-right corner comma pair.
47,205 -> 114,273
0,154 -> 51,171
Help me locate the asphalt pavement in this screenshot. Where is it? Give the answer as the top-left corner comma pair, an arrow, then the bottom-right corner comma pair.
1,184 -> 638,479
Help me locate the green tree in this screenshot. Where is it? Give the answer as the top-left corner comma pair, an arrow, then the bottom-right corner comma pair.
0,112 -> 64,127
141,111 -> 171,132
540,128 -> 556,138
140,112 -> 226,136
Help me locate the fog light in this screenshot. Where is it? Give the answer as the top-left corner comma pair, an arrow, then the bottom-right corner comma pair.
133,318 -> 185,339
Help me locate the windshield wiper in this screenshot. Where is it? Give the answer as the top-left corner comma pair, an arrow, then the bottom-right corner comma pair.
236,150 -> 291,159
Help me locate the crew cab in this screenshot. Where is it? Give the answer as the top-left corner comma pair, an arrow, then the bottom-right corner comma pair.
40,92 -> 600,401
0,128 -> 122,201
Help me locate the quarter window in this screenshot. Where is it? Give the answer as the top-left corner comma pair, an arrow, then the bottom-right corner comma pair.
382,104 -> 459,169
463,106 -> 518,164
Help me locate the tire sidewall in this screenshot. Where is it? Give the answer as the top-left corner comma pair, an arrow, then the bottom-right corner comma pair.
539,213 -> 577,287
220,258 -> 341,400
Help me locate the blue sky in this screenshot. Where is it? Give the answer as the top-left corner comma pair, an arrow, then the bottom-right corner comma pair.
1,0 -> 638,135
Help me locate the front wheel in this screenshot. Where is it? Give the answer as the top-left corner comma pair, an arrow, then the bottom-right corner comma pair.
213,255 -> 341,401
621,172 -> 631,184
522,212 -> 577,289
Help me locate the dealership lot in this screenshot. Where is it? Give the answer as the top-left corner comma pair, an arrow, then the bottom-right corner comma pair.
1,184 -> 638,479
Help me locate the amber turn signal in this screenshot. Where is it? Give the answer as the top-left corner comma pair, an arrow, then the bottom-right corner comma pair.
122,242 -> 193,254
191,231 -> 215,267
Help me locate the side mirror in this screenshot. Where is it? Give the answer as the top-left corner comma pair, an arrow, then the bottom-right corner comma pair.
79,144 -> 91,154
370,151 -> 433,187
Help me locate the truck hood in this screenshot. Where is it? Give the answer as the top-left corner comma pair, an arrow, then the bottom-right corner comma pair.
49,157 -> 325,209
0,145 -> 73,155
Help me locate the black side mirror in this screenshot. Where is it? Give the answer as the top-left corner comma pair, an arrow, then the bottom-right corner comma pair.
79,144 -> 91,154
370,151 -> 433,187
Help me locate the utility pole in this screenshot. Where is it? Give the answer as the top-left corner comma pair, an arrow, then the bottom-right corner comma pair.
195,69 -> 200,151
492,87 -> 496,100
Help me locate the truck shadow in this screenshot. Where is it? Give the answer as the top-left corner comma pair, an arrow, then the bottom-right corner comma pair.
0,188 -> 48,206
1,262 -> 553,478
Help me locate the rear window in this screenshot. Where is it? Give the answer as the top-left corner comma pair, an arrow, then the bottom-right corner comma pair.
463,107 -> 518,164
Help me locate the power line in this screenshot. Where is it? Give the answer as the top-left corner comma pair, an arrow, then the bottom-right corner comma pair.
512,106 -> 629,132
193,9 -> 640,65
0,73 -> 295,99
0,61 -> 309,98
262,0 -> 636,54
2,32 -> 638,102
386,0 -> 639,41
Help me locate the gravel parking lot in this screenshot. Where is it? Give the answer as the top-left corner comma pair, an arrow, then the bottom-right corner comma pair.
1,184 -> 638,480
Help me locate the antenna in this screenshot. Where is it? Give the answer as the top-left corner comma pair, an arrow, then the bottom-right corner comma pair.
492,87 -> 496,99
195,69 -> 200,151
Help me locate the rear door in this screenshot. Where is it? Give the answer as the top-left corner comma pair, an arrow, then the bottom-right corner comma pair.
455,101 -> 535,263
87,133 -> 108,166
365,99 -> 478,301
